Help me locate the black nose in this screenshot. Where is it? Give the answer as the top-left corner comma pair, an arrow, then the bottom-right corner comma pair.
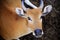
34,29 -> 42,36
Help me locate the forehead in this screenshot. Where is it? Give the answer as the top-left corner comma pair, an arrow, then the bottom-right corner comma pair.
26,8 -> 42,16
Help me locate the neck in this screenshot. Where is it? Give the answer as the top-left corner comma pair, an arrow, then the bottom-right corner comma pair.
2,0 -> 22,12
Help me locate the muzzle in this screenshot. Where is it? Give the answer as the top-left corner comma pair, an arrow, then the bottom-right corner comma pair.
33,29 -> 44,38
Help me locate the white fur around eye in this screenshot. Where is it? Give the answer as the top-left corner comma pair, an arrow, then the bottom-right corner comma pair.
28,20 -> 32,23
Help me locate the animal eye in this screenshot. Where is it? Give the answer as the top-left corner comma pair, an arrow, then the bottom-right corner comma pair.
40,16 -> 42,19
28,17 -> 32,21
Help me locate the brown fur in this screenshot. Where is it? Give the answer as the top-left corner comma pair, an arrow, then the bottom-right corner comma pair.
0,0 -> 43,40
26,9 -> 42,30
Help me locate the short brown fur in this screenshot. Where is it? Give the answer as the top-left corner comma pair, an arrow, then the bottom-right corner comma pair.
0,0 -> 43,40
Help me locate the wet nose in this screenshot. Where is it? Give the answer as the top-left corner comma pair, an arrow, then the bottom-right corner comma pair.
34,29 -> 42,36
33,29 -> 44,38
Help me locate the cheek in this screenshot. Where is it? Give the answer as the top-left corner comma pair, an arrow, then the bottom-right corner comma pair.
28,21 -> 35,31
38,19 -> 43,29
40,19 -> 42,25
28,20 -> 33,27
40,19 -> 42,22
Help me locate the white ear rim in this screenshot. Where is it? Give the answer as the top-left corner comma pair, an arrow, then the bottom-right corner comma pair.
43,5 -> 52,13
15,7 -> 24,16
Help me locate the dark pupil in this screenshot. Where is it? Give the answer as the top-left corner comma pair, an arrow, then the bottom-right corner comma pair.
28,17 -> 32,21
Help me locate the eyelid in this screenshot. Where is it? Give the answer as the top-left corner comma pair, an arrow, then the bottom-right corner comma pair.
28,17 -> 32,21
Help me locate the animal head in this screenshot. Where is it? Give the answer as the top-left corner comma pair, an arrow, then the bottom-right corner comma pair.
16,0 -> 52,38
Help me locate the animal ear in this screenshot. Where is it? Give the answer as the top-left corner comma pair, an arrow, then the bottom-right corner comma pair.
15,7 -> 27,18
43,5 -> 52,13
16,7 -> 24,16
42,5 -> 52,16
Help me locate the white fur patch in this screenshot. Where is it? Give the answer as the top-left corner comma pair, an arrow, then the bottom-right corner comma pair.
43,5 -> 52,13
15,7 -> 24,16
